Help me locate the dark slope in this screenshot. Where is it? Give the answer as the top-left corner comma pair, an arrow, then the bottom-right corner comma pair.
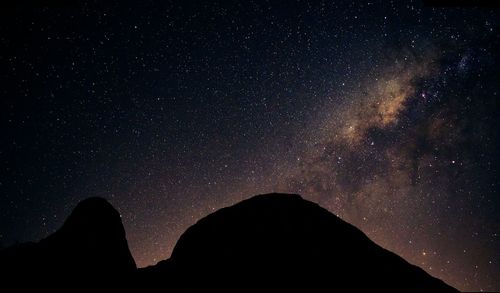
140,193 -> 457,292
0,197 -> 136,288
1,194 -> 458,291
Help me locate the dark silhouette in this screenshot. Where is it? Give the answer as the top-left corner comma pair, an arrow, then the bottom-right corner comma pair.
1,193 -> 458,291
0,197 -> 136,289
139,193 -> 457,292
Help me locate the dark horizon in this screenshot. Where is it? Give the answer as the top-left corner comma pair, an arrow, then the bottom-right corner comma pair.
0,193 -> 459,292
0,1 -> 499,291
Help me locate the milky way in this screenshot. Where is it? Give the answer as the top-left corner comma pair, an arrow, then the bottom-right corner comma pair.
0,1 -> 499,291
280,44 -> 499,290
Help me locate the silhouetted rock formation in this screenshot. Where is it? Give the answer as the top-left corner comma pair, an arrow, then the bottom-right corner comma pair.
0,197 -> 136,288
140,193 -> 457,292
1,193 -> 458,292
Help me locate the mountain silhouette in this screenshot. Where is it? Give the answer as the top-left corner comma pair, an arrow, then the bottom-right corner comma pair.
139,193 -> 457,292
1,193 -> 458,291
0,197 -> 136,289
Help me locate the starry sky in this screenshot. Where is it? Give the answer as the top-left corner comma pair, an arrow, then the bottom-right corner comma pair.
1,0 -> 499,291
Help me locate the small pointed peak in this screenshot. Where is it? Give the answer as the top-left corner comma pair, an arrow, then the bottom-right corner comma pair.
61,197 -> 122,232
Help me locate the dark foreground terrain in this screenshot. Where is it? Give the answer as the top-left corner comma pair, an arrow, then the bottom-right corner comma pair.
0,193 -> 458,292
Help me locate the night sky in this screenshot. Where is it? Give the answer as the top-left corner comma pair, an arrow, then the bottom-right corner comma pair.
1,1 -> 499,291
